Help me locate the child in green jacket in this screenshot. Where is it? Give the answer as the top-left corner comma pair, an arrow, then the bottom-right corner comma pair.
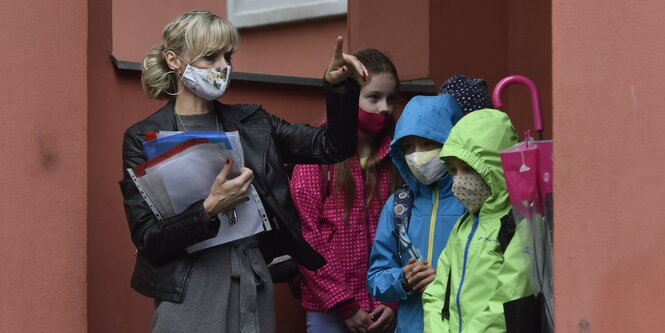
422,109 -> 534,333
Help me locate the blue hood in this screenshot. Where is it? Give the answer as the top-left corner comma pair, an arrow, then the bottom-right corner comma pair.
390,94 -> 463,193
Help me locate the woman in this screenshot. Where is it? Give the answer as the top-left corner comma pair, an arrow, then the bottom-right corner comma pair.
290,49 -> 401,333
119,11 -> 368,332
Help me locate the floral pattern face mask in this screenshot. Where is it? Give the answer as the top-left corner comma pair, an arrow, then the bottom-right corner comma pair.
452,172 -> 491,213
178,57 -> 231,101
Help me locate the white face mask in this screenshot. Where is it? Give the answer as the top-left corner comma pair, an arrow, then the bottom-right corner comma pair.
405,149 -> 447,185
178,59 -> 231,101
452,173 -> 491,213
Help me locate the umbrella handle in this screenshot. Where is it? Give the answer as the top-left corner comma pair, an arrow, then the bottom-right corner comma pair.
492,75 -> 544,139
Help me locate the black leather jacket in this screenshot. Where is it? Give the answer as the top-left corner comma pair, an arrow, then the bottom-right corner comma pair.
119,79 -> 359,302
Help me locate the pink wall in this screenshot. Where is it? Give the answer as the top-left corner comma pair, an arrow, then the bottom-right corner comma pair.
18,0 -> 657,331
553,1 -> 665,331
112,0 -> 346,78
348,0 -> 430,80
0,0 -> 88,331
232,18 -> 347,78
112,0 -> 227,63
429,1 -> 552,138
349,0 -> 552,139
88,1 -> 161,331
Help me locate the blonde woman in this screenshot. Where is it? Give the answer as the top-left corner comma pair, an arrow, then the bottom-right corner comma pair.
119,11 -> 368,332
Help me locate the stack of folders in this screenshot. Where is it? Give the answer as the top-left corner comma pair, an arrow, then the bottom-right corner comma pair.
127,131 -> 271,253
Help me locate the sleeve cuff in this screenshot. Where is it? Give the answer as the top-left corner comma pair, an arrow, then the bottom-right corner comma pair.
195,200 -> 220,229
329,299 -> 361,320
399,270 -> 412,295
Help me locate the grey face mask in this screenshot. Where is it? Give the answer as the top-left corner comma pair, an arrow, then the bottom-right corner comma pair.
452,173 -> 491,213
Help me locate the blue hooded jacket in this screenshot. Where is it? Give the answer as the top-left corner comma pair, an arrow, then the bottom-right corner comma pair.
367,94 -> 466,333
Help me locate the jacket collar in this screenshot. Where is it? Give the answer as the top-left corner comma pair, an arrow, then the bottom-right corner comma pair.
378,134 -> 392,160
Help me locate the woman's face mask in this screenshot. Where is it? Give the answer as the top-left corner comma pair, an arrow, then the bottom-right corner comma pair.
178,56 -> 231,101
405,149 -> 447,185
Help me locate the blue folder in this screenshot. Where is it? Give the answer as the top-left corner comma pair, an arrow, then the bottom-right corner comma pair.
143,131 -> 233,160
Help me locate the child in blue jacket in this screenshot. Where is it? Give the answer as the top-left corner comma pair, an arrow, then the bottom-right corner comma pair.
366,93 -> 465,333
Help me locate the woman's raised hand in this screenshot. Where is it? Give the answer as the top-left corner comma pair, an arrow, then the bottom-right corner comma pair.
324,36 -> 369,85
203,159 -> 253,218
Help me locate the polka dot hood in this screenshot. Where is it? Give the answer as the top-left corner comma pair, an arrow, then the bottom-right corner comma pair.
439,74 -> 493,114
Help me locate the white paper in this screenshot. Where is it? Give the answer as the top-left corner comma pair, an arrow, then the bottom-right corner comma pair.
186,185 -> 270,253
129,141 -> 271,252
150,144 -> 240,214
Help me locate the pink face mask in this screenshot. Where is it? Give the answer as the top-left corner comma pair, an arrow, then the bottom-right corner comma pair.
358,107 -> 389,135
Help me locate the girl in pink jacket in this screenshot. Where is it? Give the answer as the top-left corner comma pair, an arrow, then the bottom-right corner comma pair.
290,49 -> 402,333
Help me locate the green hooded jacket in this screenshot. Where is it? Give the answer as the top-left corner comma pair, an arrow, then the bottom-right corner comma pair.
423,109 -> 533,333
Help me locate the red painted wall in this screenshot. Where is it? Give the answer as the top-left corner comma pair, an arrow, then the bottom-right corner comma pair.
553,1 -> 665,332
11,0 -> 665,332
0,0 -> 88,331
348,0 -> 430,80
0,0 -> 554,331
88,1 -> 161,331
11,0 -> 665,331
112,0 -> 228,64
112,0 -> 346,79
349,0 -> 552,139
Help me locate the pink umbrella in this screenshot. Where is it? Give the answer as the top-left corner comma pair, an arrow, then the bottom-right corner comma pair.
493,75 -> 553,333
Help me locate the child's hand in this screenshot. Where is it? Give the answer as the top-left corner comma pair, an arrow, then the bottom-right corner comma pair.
367,304 -> 397,332
402,258 -> 418,292
343,308 -> 373,333
324,36 -> 369,85
406,260 -> 437,292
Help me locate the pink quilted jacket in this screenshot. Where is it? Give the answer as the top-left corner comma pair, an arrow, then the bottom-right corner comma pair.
290,136 -> 395,315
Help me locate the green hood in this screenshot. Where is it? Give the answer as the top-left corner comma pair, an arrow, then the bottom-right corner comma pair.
440,109 -> 518,218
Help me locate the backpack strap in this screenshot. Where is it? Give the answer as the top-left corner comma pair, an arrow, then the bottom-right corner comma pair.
393,186 -> 413,230
441,270 -> 452,321
498,210 -> 517,252
393,186 -> 423,264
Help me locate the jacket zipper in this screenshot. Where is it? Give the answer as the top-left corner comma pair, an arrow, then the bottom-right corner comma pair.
456,214 -> 479,333
426,187 -> 440,263
179,260 -> 197,303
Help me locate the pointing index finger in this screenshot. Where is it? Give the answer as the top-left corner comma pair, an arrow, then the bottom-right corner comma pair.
333,36 -> 344,60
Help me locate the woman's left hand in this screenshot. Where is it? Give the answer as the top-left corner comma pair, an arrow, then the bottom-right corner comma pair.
367,304 -> 397,332
324,36 -> 369,85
